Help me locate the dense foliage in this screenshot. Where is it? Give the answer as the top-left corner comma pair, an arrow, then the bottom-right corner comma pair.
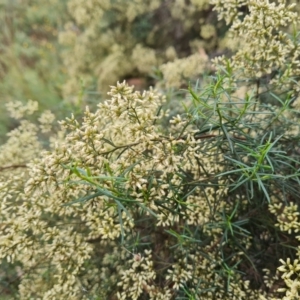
0,0 -> 69,138
0,0 -> 300,299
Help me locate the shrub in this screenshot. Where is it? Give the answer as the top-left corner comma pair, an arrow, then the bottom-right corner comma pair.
1,0 -> 300,299
59,0 -> 224,99
0,77 -> 299,298
0,0 -> 68,137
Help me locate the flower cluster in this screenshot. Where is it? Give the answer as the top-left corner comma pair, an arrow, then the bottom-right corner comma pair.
1,0 -> 300,299
160,50 -> 209,88
0,81 -> 265,298
59,0 -> 220,97
212,0 -> 300,94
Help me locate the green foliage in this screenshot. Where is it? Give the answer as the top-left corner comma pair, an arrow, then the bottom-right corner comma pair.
0,0 -> 68,137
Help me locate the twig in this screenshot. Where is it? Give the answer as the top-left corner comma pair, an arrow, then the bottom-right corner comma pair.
0,164 -> 27,172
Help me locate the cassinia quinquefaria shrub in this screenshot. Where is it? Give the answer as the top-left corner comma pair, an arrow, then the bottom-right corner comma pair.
212,0 -> 300,94
0,0 -> 68,135
59,0 -> 220,98
0,82 -> 255,299
1,0 -> 300,299
0,77 -> 300,299
211,0 -> 300,299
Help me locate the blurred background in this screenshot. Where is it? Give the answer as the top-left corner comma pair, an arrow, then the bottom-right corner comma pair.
0,0 -> 231,141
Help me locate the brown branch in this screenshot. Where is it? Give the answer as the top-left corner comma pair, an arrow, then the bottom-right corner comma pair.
0,164 -> 27,172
